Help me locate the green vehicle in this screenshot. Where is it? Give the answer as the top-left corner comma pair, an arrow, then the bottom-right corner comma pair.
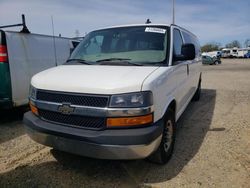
202,55 -> 221,65
0,30 -> 12,108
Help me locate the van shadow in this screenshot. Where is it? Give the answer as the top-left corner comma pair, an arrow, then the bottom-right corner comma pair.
0,89 -> 216,187
0,107 -> 28,144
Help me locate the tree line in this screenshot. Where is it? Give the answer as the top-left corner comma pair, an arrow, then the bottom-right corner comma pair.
201,39 -> 250,52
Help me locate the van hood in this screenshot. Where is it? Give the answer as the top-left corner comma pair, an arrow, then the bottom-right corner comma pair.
31,65 -> 159,94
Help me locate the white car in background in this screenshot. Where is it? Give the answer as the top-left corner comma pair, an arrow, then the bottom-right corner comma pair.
202,51 -> 221,58
237,48 -> 250,58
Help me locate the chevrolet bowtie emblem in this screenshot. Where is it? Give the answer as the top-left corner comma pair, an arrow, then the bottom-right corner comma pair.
58,104 -> 75,115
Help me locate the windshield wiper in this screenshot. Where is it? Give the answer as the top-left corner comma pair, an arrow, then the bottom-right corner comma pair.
97,61 -> 143,66
96,58 -> 131,62
66,59 -> 92,65
96,58 -> 143,66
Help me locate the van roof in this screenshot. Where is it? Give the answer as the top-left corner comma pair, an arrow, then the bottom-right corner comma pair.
97,23 -> 170,30
95,23 -> 198,39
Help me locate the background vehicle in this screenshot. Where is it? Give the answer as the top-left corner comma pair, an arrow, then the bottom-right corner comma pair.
202,55 -> 221,65
222,48 -> 232,58
206,51 -> 221,58
237,48 -> 250,58
0,16 -> 79,109
24,23 -> 202,164
221,48 -> 239,58
231,48 -> 239,58
244,51 -> 250,58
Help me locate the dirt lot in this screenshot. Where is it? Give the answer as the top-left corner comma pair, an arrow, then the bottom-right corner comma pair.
0,59 -> 249,188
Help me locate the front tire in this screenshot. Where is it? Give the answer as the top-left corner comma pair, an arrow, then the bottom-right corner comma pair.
148,110 -> 175,164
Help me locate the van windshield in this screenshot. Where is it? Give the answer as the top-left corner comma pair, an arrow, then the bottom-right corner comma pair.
69,26 -> 169,65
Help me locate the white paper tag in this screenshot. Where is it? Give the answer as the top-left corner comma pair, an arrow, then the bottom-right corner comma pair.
145,27 -> 166,34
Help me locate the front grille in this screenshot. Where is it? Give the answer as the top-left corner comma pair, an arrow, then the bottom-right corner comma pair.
39,109 -> 106,130
36,90 -> 109,107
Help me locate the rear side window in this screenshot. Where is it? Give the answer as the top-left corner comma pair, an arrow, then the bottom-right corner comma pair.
173,29 -> 183,56
182,31 -> 201,56
182,32 -> 192,44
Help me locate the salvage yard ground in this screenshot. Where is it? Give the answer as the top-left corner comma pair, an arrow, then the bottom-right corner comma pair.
0,59 -> 250,188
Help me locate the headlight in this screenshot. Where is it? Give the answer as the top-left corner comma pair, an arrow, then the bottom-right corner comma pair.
29,85 -> 37,99
109,91 -> 153,108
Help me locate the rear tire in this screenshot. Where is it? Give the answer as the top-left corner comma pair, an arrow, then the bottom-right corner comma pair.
148,110 -> 175,164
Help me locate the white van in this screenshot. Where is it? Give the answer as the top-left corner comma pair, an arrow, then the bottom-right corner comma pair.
24,24 -> 202,164
206,51 -> 221,58
0,30 -> 79,108
231,47 -> 239,58
237,48 -> 250,58
222,47 -> 240,58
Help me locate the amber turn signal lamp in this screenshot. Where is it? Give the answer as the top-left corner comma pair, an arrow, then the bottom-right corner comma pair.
29,102 -> 38,115
107,114 -> 153,127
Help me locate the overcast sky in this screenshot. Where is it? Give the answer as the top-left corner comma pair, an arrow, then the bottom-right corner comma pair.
0,0 -> 249,46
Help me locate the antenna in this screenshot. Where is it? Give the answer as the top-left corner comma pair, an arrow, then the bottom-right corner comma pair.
51,16 -> 58,66
172,0 -> 175,24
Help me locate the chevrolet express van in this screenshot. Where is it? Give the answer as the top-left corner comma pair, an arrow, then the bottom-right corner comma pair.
24,24 -> 202,164
0,30 -> 79,109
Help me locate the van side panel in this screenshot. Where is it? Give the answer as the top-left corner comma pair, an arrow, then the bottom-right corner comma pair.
181,30 -> 202,101
5,32 -> 71,107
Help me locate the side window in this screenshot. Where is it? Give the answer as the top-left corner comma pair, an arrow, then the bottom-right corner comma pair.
182,32 -> 192,43
173,29 -> 183,56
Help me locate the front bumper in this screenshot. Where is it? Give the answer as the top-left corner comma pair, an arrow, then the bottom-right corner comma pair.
23,112 -> 164,160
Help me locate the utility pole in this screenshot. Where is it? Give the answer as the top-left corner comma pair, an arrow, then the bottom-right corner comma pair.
172,0 -> 175,24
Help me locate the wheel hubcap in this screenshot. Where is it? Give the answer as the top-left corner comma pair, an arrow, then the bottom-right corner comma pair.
163,120 -> 173,152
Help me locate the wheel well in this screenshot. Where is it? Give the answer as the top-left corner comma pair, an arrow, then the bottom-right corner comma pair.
167,100 -> 176,121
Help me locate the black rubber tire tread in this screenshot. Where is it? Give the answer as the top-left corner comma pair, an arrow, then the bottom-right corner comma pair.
147,109 -> 176,164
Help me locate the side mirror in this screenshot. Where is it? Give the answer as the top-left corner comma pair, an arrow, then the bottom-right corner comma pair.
174,43 -> 196,61
182,43 -> 195,60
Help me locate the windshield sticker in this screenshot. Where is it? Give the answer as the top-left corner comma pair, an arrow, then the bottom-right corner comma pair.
145,27 -> 166,34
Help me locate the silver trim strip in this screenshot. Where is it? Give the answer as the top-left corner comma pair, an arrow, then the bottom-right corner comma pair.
31,99 -> 154,117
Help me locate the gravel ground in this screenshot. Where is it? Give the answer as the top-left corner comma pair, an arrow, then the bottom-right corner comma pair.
0,59 -> 249,188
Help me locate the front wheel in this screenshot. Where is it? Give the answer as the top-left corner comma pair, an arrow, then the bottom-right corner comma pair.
214,61 -> 219,65
148,110 -> 175,164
